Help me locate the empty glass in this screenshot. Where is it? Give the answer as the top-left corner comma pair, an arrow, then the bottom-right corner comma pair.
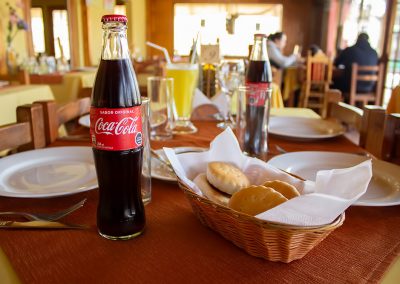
141,97 -> 152,205
147,77 -> 174,141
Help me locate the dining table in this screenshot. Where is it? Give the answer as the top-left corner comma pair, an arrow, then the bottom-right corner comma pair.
30,69 -> 97,104
0,111 -> 399,283
0,85 -> 55,126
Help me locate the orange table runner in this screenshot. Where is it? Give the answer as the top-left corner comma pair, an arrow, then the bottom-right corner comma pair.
0,122 -> 399,283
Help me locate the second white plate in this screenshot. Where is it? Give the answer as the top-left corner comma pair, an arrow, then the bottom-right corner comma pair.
267,151 -> 400,206
0,147 -> 97,198
269,117 -> 345,140
151,147 -> 206,182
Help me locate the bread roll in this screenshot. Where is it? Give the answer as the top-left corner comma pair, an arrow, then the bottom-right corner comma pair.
228,185 -> 287,216
193,173 -> 230,206
206,162 -> 250,195
263,180 -> 300,200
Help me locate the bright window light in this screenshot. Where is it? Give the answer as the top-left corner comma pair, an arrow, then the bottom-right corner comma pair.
174,4 -> 282,57
52,10 -> 70,60
30,8 -> 45,54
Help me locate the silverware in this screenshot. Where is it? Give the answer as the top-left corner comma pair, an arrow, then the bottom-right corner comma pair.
0,199 -> 86,221
0,220 -> 88,230
150,149 -> 172,168
275,145 -> 287,154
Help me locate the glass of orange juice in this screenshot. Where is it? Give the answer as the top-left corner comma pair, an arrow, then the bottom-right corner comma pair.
166,63 -> 198,134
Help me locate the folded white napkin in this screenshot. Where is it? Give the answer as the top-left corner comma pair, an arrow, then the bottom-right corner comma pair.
192,88 -> 229,117
164,128 -> 372,226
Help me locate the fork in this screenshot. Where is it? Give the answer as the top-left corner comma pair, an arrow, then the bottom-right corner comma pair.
0,198 -> 87,221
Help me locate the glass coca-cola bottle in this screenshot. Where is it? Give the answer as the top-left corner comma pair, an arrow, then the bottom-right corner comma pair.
90,15 -> 145,240
244,34 -> 272,159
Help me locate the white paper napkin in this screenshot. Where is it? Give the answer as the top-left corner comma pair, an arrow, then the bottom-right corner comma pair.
164,128 -> 372,227
192,88 -> 229,117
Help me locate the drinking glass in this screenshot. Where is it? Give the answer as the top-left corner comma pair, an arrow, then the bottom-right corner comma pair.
236,86 -> 272,161
141,97 -> 152,205
217,59 -> 245,129
165,63 -> 199,134
147,77 -> 174,141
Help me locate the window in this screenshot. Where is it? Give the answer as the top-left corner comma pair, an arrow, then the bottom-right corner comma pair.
384,1 -> 400,105
341,0 -> 387,53
30,8 -> 45,54
114,5 -> 126,15
52,10 -> 70,60
174,4 -> 282,57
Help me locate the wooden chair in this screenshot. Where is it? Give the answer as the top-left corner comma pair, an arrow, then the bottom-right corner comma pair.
300,52 -> 333,114
382,113 -> 400,165
0,104 -> 45,152
0,70 -> 30,85
386,85 -> 400,114
347,63 -> 384,107
360,106 -> 400,165
35,98 -> 91,145
324,89 -> 363,145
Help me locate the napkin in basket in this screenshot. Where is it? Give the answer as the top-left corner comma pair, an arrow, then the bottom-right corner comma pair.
164,128 -> 372,227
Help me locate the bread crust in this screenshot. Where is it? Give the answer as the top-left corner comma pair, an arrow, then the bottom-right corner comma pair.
193,173 -> 230,206
228,185 -> 288,216
263,180 -> 300,199
206,162 -> 250,195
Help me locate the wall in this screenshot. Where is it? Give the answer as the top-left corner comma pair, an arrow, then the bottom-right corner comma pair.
0,0 -> 29,74
146,0 -> 325,58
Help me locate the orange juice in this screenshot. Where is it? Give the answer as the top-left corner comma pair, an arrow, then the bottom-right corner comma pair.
166,63 -> 198,119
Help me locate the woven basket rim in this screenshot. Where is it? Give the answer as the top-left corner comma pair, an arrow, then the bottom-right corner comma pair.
178,177 -> 345,231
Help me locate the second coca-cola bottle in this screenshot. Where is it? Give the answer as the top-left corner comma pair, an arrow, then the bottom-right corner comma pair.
90,15 -> 145,240
244,34 -> 273,159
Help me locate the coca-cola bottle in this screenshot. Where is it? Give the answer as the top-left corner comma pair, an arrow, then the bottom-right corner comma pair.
244,34 -> 272,159
90,15 -> 145,240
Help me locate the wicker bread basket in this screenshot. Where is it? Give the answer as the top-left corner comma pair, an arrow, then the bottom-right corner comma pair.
177,177 -> 345,263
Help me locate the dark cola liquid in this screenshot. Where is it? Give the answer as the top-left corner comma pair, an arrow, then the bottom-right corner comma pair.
244,60 -> 271,158
92,59 -> 145,238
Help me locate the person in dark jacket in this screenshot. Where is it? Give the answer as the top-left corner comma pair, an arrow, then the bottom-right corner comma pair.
333,33 -> 379,101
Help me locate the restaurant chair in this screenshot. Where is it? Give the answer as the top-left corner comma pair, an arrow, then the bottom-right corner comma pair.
271,67 -> 283,87
299,52 -> 333,114
360,105 -> 400,165
325,89 -> 363,145
347,63 -> 384,107
133,57 -> 165,97
0,70 -> 30,85
382,113 -> 400,165
35,98 -> 91,145
386,85 -> 400,114
0,104 -> 45,153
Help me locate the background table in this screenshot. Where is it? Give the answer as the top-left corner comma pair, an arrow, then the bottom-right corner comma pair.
0,121 -> 399,283
0,85 -> 55,126
31,70 -> 96,104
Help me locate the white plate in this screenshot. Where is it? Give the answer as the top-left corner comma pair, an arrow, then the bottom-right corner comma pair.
0,147 -> 97,198
267,151 -> 400,206
151,147 -> 206,182
269,117 -> 345,140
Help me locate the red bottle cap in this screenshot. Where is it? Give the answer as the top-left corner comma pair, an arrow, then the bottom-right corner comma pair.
101,14 -> 128,23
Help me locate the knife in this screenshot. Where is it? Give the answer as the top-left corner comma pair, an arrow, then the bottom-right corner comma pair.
0,220 -> 88,230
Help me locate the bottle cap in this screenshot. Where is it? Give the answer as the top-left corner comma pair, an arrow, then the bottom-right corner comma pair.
101,15 -> 128,23
254,34 -> 267,38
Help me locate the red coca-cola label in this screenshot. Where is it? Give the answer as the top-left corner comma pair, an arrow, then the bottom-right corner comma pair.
90,107 -> 142,151
245,82 -> 271,106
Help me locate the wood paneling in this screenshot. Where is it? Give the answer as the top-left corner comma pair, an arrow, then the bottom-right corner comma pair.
146,0 -> 325,58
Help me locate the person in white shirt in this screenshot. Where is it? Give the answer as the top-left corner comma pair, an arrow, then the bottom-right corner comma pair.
267,32 -> 299,69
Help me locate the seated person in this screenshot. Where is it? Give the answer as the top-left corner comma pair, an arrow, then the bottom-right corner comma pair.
267,32 -> 299,69
309,44 -> 325,56
333,33 -> 379,101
